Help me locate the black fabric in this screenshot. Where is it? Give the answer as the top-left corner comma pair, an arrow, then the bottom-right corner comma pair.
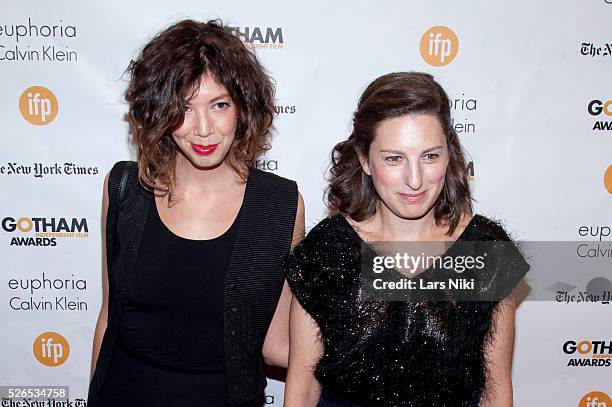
89,161 -> 298,406
286,214 -> 529,407
118,196 -> 239,372
317,394 -> 479,407
222,166 -> 298,405
88,338 -> 228,407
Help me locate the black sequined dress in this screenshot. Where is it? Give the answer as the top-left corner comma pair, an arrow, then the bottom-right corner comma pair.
285,214 -> 529,407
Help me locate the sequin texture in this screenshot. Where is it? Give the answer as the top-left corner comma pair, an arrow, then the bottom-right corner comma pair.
285,214 -> 529,407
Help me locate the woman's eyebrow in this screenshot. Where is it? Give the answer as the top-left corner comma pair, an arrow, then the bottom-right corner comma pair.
209,93 -> 231,103
379,146 -> 443,154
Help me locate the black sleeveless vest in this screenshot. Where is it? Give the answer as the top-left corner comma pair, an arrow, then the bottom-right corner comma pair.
89,161 -> 298,406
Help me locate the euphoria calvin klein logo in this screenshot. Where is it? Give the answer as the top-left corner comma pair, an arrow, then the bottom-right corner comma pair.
0,18 -> 78,62
33,332 -> 70,366
420,26 -> 459,67
255,159 -> 278,172
466,161 -> 475,181
19,86 -> 58,125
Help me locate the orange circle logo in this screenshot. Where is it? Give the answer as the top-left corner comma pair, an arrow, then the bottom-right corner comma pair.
577,340 -> 593,354
420,26 -> 459,67
19,86 -> 59,126
579,391 -> 612,407
16,217 -> 33,232
604,165 -> 612,195
33,332 -> 70,367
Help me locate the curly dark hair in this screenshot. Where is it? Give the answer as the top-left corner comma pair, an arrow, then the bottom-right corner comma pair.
326,72 -> 473,236
124,19 -> 275,197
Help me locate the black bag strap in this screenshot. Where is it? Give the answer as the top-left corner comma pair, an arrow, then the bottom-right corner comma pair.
105,161 -> 135,307
118,161 -> 133,204
92,160 -> 139,394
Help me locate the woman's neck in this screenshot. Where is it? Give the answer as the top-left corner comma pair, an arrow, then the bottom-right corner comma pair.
174,154 -> 238,191
172,154 -> 240,196
360,202 -> 471,242
374,204 -> 438,242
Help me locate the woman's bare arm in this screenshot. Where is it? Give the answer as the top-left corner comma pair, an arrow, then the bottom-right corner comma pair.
284,296 -> 323,407
480,297 -> 516,407
262,191 -> 305,367
89,172 -> 110,379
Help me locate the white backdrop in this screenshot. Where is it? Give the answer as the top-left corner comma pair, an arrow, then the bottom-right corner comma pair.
1,0 -> 611,405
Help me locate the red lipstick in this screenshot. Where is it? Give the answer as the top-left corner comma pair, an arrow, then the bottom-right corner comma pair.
191,143 -> 218,155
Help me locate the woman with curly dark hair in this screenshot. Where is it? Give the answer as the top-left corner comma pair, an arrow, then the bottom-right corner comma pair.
87,19 -> 304,406
284,72 -> 528,406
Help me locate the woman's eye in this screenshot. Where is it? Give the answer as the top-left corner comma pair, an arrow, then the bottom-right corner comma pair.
183,104 -> 192,113
214,101 -> 231,109
423,153 -> 439,160
385,156 -> 402,163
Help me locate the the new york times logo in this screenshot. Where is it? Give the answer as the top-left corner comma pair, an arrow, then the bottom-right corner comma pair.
275,105 -> 296,115
2,216 -> 88,247
580,42 -> 612,58
230,26 -> 284,49
0,162 -> 100,178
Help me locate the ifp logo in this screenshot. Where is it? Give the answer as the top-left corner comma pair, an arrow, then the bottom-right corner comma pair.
33,331 -> 70,366
605,165 -> 612,195
420,26 -> 459,67
19,86 -> 58,125
579,391 -> 612,407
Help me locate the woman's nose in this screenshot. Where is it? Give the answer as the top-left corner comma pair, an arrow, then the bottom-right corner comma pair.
403,161 -> 423,191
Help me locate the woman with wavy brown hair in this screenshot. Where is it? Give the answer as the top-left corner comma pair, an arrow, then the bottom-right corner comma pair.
285,72 -> 528,406
87,19 -> 304,406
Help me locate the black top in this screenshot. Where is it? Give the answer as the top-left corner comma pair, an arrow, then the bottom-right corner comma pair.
119,198 -> 240,373
91,162 -> 299,407
285,214 -> 529,407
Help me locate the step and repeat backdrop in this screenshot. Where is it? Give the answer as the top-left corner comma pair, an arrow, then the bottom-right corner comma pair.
1,0 -> 611,405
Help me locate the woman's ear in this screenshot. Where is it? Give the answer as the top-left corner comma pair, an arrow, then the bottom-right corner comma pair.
358,152 -> 371,176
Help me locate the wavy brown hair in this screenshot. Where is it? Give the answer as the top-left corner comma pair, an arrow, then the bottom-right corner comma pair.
326,72 -> 473,236
125,19 -> 275,197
